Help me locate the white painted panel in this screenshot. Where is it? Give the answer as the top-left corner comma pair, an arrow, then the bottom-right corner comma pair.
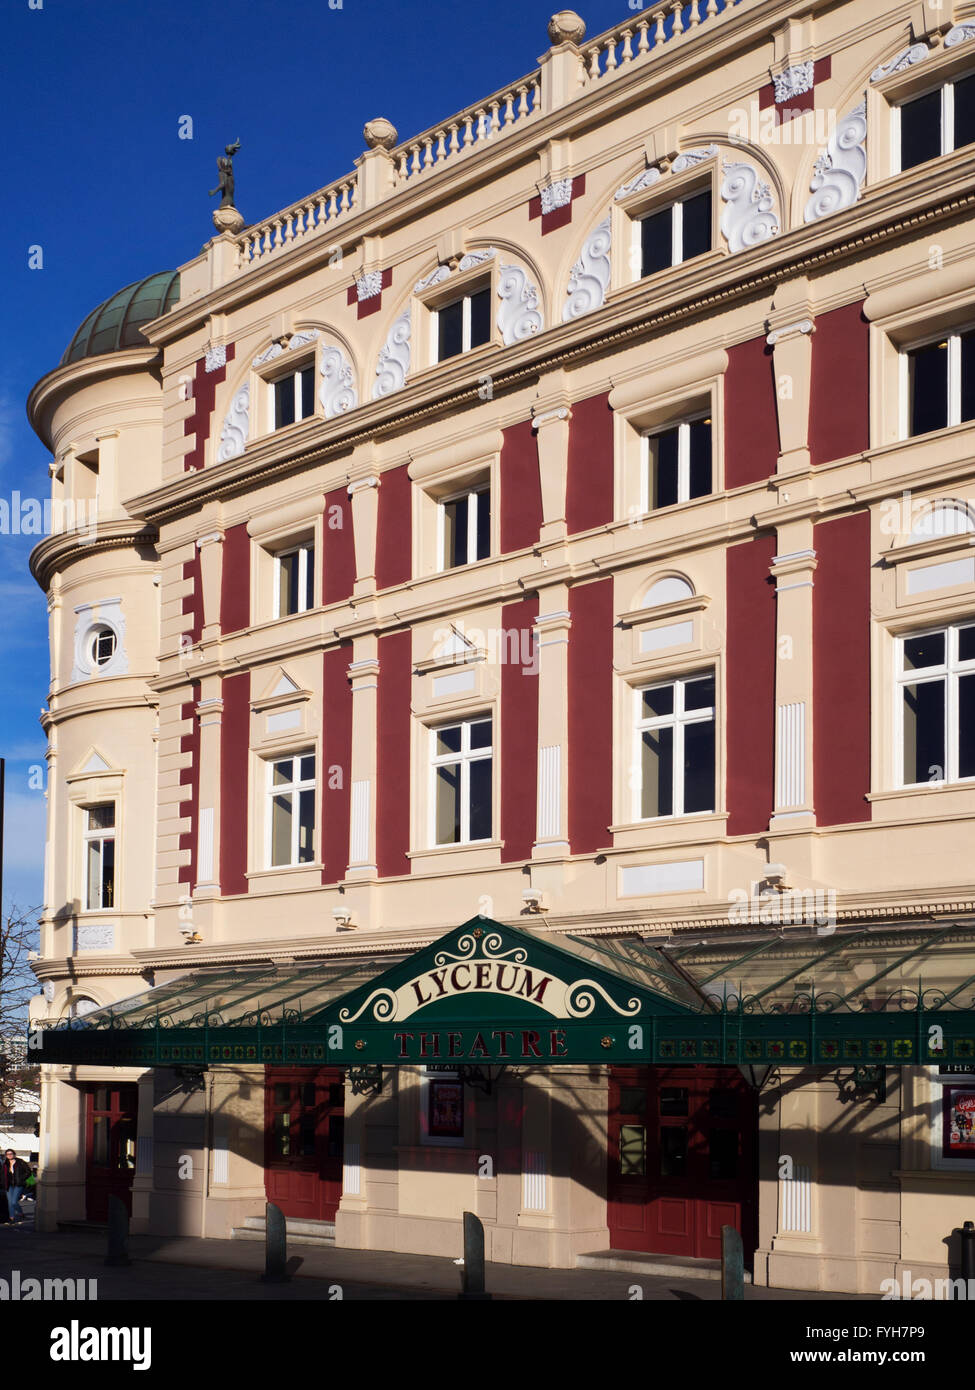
197,806 -> 214,882
776,702 -> 805,809
136,1136 -> 153,1176
344,1141 -> 361,1195
523,1151 -> 547,1211
780,1162 -> 811,1232
74,923 -> 115,952
537,745 -> 561,839
350,780 -> 371,864
432,669 -> 476,698
619,860 -> 704,896
639,620 -> 693,653
266,709 -> 302,733
213,1136 -> 229,1186
906,557 -> 975,595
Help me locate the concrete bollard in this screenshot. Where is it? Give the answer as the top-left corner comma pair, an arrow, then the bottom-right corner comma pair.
457,1210 -> 491,1300
961,1221 -> 975,1286
105,1195 -> 131,1268
721,1224 -> 744,1301
261,1201 -> 289,1284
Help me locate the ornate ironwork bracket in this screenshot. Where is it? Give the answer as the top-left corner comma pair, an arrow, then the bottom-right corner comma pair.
849,1065 -> 886,1103
348,1065 -> 384,1097
456,1064 -> 507,1095
172,1065 -> 207,1093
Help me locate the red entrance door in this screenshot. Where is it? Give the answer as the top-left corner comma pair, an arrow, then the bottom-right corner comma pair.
608,1066 -> 757,1260
84,1084 -> 138,1222
264,1068 -> 344,1222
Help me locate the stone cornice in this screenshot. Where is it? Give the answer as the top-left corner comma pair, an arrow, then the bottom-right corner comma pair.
29,519 -> 158,591
27,347 -> 161,451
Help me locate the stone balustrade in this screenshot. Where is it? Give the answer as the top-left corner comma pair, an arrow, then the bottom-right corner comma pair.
226,0 -> 749,277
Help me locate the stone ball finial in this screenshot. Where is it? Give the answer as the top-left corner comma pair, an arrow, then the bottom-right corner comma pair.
363,118 -> 398,151
548,10 -> 585,45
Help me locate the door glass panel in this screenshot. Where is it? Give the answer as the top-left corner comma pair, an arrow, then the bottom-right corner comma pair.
300,1114 -> 316,1157
327,1115 -> 345,1161
683,718 -> 715,814
641,727 -> 673,818
619,1087 -> 647,1116
302,1083 -> 316,1109
94,1087 -> 109,1112
660,1125 -> 687,1176
118,1121 -> 137,1171
620,1124 -> 647,1177
274,1112 -> 291,1158
328,1084 -> 343,1108
902,680 -> 944,784
435,764 -> 461,844
468,757 -> 493,841
274,1084 -> 291,1106
91,1116 -> 110,1166
660,1087 -> 689,1116
271,794 -> 293,865
708,1088 -> 738,1118
709,1128 -> 738,1179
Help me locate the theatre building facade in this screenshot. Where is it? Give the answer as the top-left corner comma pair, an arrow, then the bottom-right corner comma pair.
25,0 -> 975,1292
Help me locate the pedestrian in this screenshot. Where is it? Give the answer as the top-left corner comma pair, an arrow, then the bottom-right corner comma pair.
2,1149 -> 30,1225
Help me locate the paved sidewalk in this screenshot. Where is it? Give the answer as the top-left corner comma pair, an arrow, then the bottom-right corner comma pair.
0,1212 -> 870,1301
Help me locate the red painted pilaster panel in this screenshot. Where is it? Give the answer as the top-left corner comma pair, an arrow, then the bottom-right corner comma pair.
724,337 -> 778,489
726,535 -> 776,836
323,486 -> 356,605
376,465 -> 412,590
220,670 -> 251,896
813,512 -> 871,824
568,578 -> 614,853
220,522 -> 250,634
181,552 -> 202,646
322,643 -> 353,884
500,419 -> 542,554
376,629 -> 413,877
566,392 -> 614,535
183,344 -> 235,472
500,596 -> 539,862
809,301 -> 869,466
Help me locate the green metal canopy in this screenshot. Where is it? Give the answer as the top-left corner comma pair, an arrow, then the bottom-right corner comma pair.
28,916 -> 975,1069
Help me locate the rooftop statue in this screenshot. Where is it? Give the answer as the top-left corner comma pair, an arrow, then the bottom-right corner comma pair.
210,140 -> 241,209
210,140 -> 245,235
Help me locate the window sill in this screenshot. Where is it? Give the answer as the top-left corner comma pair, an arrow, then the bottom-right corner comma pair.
407,839 -> 502,860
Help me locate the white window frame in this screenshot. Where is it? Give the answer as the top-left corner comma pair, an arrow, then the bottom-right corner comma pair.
82,803 -> 116,911
641,412 -> 713,512
272,541 -> 315,618
899,322 -> 974,439
633,672 -> 716,821
437,483 -> 490,570
267,362 -> 316,431
631,189 -> 711,282
429,716 -> 493,846
892,72 -> 974,174
265,751 -> 317,868
895,622 -> 975,789
87,624 -> 117,669
430,283 -> 492,364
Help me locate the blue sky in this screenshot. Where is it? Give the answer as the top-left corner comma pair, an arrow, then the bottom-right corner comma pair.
0,0 -> 633,915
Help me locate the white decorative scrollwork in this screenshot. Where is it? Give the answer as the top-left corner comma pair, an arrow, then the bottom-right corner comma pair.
562,217 -> 611,321
803,101 -> 867,223
458,247 -> 496,272
252,329 -> 319,367
204,344 -> 226,373
339,988 -> 397,1024
870,43 -> 928,82
356,270 -> 383,301
540,178 -> 573,214
433,932 -> 528,967
671,144 -> 719,173
946,24 -> 975,49
373,308 -> 411,398
720,161 -> 780,253
565,981 -> 642,1018
614,167 -> 662,200
319,344 -> 358,418
414,265 -> 451,294
216,382 -> 250,462
253,342 -> 284,367
496,264 -> 543,345
773,61 -> 814,103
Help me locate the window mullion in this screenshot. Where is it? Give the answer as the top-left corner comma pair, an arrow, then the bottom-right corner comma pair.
673,714 -> 684,816
462,297 -> 471,353
460,754 -> 470,842
467,491 -> 476,565
672,201 -> 683,266
944,83 -> 954,156
678,423 -> 689,503
949,335 -> 962,427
